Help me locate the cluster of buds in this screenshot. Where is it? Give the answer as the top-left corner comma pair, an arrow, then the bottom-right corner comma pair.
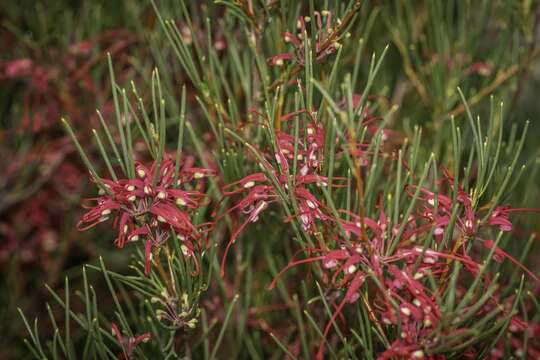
152,288 -> 200,330
78,155 -> 214,275
267,11 -> 345,67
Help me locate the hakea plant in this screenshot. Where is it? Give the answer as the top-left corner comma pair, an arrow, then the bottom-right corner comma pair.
18,1 -> 540,360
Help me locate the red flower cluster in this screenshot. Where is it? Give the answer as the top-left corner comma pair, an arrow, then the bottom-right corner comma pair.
78,156 -> 214,275
271,198 -> 540,359
218,109 -> 347,276
219,106 -> 540,358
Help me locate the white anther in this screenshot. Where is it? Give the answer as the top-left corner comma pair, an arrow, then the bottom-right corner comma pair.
324,259 -> 338,269
400,307 -> 411,317
176,198 -> 187,206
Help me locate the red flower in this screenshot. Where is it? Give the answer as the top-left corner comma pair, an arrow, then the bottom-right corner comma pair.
111,322 -> 150,360
487,206 -> 513,232
78,155 -> 213,275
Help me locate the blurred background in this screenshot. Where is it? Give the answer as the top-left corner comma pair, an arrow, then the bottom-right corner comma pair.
1,1 -> 539,358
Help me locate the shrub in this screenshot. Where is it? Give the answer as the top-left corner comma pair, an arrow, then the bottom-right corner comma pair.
16,1 -> 540,359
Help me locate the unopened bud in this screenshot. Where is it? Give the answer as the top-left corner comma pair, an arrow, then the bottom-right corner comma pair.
181,244 -> 190,256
